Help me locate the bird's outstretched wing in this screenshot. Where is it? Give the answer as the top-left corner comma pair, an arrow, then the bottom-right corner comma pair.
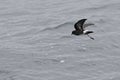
74,19 -> 87,31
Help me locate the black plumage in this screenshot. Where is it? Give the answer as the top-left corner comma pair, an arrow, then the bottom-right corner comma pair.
72,19 -> 94,40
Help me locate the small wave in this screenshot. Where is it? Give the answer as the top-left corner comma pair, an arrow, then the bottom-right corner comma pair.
10,28 -> 41,37
60,35 -> 73,39
40,22 -> 74,32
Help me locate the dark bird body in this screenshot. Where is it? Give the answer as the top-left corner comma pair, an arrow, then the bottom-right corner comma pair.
72,19 -> 94,40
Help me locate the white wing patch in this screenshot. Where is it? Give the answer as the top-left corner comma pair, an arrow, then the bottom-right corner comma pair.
83,30 -> 89,34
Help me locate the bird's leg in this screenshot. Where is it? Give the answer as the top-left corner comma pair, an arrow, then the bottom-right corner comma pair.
87,34 -> 94,40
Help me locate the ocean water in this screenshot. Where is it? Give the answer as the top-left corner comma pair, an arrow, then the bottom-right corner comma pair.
0,0 -> 120,80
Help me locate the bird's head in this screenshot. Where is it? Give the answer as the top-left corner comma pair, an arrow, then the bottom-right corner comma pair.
71,30 -> 76,35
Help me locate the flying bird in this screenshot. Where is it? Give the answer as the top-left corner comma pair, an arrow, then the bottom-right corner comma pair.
72,19 -> 94,40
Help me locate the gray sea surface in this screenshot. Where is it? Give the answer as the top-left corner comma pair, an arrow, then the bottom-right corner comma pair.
0,0 -> 120,80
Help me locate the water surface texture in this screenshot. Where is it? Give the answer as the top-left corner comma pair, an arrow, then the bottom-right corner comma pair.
0,0 -> 120,80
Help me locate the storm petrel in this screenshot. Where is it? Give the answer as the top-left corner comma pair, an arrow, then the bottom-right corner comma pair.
72,19 -> 94,40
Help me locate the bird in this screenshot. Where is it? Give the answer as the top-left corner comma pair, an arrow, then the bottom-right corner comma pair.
72,19 -> 94,40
